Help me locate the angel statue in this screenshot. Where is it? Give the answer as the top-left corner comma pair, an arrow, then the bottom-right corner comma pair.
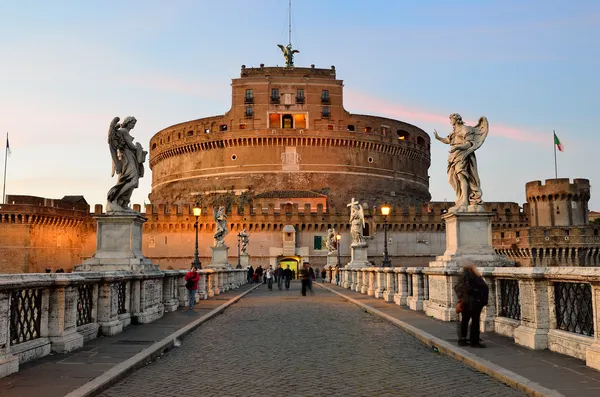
213,206 -> 229,247
325,228 -> 337,254
347,198 -> 367,247
107,116 -> 147,214
433,113 -> 489,213
277,43 -> 299,67
238,229 -> 249,254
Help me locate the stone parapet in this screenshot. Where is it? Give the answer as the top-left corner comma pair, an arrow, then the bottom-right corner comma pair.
0,269 -> 248,379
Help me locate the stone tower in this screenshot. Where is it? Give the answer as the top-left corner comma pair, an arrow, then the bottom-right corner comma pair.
526,178 -> 590,227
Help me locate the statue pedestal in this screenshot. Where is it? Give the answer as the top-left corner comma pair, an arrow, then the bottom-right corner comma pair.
240,253 -> 250,268
207,246 -> 233,269
346,245 -> 370,269
327,252 -> 338,268
74,214 -> 159,272
426,211 -> 513,321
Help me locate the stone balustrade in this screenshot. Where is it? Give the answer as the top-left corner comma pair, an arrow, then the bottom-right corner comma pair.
332,267 -> 600,371
0,269 -> 247,378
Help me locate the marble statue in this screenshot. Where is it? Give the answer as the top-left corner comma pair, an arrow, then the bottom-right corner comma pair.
213,206 -> 229,247
107,116 -> 147,214
326,228 -> 337,253
434,113 -> 489,213
277,43 -> 299,67
239,229 -> 249,254
347,198 -> 367,247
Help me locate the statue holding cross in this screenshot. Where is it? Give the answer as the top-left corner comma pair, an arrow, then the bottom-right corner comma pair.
348,198 -> 367,247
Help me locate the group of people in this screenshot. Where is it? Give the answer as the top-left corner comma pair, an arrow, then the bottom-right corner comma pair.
320,265 -> 340,284
247,264 -> 294,291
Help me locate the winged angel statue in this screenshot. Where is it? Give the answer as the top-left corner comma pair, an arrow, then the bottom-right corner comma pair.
277,43 -> 299,67
348,198 -> 367,247
433,113 -> 489,213
213,206 -> 229,247
107,116 -> 147,214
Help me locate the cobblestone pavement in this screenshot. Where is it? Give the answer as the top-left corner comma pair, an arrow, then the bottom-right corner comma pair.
101,281 -> 525,397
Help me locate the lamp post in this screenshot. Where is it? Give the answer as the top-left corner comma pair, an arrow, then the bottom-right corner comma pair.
236,232 -> 242,269
381,203 -> 391,267
335,233 -> 341,267
192,203 -> 202,269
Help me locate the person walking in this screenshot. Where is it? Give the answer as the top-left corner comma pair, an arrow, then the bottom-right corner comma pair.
300,264 -> 309,296
321,267 -> 326,282
247,265 -> 254,284
184,267 -> 200,310
334,264 -> 340,285
454,262 -> 489,348
283,265 -> 292,290
255,265 -> 263,284
307,264 -> 315,291
266,266 -> 274,291
276,264 -> 284,290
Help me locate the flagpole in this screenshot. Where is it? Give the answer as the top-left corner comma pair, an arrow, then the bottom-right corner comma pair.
553,130 -> 557,179
2,132 -> 7,204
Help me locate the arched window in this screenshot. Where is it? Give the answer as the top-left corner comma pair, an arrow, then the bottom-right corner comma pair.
397,130 -> 410,140
417,136 -> 425,146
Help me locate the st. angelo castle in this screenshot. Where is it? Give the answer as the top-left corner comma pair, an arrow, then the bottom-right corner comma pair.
2,35 -> 600,393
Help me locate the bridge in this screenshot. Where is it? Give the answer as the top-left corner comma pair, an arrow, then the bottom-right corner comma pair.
1,268 -> 600,396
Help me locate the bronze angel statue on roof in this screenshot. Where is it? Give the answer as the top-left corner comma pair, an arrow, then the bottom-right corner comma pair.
277,43 -> 299,67
106,116 -> 147,214
433,113 -> 489,213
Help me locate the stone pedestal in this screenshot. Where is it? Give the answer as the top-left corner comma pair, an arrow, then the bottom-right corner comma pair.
327,252 -> 338,268
74,214 -> 159,272
207,246 -> 233,269
346,245 -> 370,268
425,211 -> 513,321
240,253 -> 250,268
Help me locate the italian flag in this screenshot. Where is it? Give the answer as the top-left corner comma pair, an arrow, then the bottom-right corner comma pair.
554,131 -> 564,152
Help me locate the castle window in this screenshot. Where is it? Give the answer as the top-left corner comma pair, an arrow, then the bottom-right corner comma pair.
556,206 -> 560,214
347,124 -> 355,132
178,133 -> 181,139
187,131 -> 194,137
364,126 -> 372,133
168,136 -> 171,142
152,143 -> 157,150
544,229 -> 550,237
271,88 -> 280,103
294,114 -> 306,129
219,124 -> 228,132
282,114 -> 293,128
245,106 -> 253,118
516,231 -> 520,238
381,126 -> 388,135
321,90 -> 330,104
204,128 -> 210,134
296,89 -> 305,103
368,157 -> 374,163
594,229 -> 598,236
397,130 -> 409,140
500,232 -> 505,238
313,236 -> 323,250
239,124 -> 246,129
269,113 -> 281,128
417,136 -> 425,146
328,124 -> 334,130
322,107 -> 330,118
564,229 -> 569,236
231,154 -> 237,161
245,89 -> 253,104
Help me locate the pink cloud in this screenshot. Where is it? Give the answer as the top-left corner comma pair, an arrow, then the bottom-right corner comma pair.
344,89 -> 547,144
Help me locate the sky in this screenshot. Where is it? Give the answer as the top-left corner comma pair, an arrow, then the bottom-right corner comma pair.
1,0 -> 599,210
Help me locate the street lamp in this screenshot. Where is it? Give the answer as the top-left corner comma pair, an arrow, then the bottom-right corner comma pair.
335,233 -> 341,267
236,232 -> 242,269
381,203 -> 392,267
192,203 -> 202,269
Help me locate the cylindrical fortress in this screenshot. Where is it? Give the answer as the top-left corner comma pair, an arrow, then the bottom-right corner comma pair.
526,178 -> 590,226
149,65 -> 431,207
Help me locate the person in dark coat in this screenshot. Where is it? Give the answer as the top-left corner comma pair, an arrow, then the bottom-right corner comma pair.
300,264 -> 310,296
282,265 -> 292,290
247,266 -> 254,284
454,263 -> 489,347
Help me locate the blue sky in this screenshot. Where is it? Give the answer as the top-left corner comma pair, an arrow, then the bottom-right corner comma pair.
1,0 -> 598,210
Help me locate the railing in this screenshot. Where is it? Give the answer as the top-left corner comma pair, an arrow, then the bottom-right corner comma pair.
0,269 -> 248,378
331,267 -> 600,371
